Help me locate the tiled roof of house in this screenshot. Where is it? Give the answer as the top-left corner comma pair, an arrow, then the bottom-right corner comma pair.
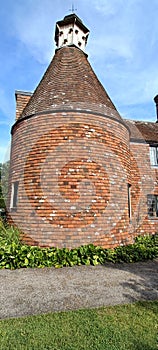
125,119 -> 158,143
21,46 -> 121,120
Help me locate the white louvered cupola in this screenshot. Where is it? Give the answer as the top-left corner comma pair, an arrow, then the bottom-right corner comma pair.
55,14 -> 89,52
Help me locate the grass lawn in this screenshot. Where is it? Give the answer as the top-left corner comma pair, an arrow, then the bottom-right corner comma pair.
0,301 -> 157,350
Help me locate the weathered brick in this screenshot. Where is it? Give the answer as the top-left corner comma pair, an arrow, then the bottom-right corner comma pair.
7,19 -> 158,249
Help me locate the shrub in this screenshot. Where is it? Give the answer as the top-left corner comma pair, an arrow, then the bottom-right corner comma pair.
0,222 -> 157,270
0,219 -> 21,245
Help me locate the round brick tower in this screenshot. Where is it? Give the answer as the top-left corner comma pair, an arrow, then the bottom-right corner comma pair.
8,14 -> 131,248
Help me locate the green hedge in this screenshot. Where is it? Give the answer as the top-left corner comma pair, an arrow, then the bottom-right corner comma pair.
0,220 -> 157,269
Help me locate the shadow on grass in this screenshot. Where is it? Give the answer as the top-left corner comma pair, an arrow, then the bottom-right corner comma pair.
132,342 -> 157,350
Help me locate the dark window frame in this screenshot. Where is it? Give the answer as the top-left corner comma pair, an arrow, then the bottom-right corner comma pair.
147,194 -> 158,218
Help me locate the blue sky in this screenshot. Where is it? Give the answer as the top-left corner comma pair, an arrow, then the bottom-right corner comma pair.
0,0 -> 158,163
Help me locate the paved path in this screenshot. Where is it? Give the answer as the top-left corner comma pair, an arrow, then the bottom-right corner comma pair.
0,260 -> 157,319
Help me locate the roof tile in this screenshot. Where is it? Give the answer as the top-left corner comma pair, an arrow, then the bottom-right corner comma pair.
125,119 -> 158,143
21,46 -> 121,120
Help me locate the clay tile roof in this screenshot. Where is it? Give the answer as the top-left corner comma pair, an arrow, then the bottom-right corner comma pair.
125,119 -> 158,143
21,46 -> 121,120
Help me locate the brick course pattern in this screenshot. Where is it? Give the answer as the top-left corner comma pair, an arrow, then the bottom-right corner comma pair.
15,92 -> 32,120
8,112 -> 133,248
8,44 -> 158,248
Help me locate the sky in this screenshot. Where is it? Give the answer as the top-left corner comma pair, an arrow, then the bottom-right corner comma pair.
0,0 -> 158,163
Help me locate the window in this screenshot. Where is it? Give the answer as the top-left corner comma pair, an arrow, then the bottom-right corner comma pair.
128,184 -> 132,219
147,194 -> 158,218
10,181 -> 19,209
150,146 -> 158,166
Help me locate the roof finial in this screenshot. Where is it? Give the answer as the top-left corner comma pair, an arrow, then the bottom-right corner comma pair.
69,3 -> 77,13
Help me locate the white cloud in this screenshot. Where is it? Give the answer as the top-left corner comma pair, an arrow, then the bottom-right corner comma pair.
10,0 -> 78,64
92,0 -> 124,16
113,72 -> 156,106
10,0 -> 59,64
85,0 -> 158,115
0,88 -> 14,125
0,0 -> 158,125
0,145 -> 10,164
89,35 -> 133,62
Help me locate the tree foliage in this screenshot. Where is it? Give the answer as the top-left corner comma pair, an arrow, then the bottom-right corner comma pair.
0,161 -> 10,210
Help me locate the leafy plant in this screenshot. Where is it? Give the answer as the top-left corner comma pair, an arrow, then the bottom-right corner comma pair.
0,219 -> 21,245
0,222 -> 157,270
0,161 -> 9,210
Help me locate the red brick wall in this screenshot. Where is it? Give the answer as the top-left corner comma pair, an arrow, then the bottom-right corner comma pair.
8,111 -> 133,248
8,112 -> 158,248
15,92 -> 32,120
129,142 -> 158,237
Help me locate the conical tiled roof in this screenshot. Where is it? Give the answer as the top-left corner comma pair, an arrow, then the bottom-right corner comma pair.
21,46 -> 121,120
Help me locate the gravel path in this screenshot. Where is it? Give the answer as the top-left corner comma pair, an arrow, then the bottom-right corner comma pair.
0,259 -> 157,319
